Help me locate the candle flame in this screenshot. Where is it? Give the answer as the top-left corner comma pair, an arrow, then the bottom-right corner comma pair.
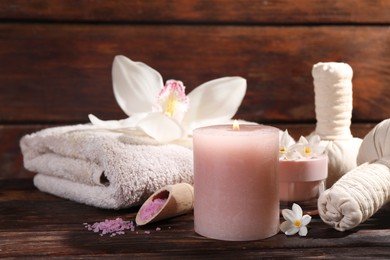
232,120 -> 240,131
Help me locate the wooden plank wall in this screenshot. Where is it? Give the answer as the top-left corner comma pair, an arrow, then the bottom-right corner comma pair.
1,0 -> 389,178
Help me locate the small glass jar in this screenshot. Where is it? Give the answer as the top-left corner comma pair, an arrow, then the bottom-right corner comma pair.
279,154 -> 328,215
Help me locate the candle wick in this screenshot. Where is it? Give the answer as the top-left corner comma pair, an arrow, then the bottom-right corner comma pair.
232,120 -> 240,131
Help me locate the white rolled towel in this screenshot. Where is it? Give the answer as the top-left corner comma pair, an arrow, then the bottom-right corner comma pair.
310,62 -> 362,187
318,119 -> 390,231
20,124 -> 193,209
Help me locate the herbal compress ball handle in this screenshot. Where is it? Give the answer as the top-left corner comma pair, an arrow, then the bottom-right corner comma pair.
318,119 -> 390,231
311,62 -> 362,187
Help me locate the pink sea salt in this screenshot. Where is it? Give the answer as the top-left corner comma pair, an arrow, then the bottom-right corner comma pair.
84,217 -> 135,237
139,198 -> 167,221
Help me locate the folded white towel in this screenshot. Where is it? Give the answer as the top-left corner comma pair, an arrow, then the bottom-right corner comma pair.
318,119 -> 390,231
20,124 -> 193,209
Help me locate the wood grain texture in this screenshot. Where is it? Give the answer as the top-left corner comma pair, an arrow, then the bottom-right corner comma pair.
0,0 -> 389,24
1,1 -> 389,257
1,178 -> 390,258
1,24 -> 389,123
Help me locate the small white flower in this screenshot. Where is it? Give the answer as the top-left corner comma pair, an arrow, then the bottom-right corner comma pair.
279,132 -> 325,160
280,203 -> 312,236
279,130 -> 296,160
290,135 -> 325,159
89,55 -> 246,143
307,134 -> 326,156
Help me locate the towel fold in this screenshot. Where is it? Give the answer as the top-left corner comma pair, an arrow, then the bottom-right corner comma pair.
20,124 -> 193,209
318,119 -> 390,231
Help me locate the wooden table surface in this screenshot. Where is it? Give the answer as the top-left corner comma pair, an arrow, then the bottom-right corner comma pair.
1,1 -> 389,258
1,178 -> 390,259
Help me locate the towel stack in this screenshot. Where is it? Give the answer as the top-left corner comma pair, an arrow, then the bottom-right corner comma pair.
20,124 -> 193,209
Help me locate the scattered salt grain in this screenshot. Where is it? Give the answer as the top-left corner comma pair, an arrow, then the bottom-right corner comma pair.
84,218 -> 171,237
84,217 -> 135,237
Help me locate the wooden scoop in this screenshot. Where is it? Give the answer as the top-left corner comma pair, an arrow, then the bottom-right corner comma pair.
135,183 -> 194,226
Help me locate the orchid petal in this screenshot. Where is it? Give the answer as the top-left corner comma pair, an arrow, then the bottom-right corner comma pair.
88,114 -> 146,129
112,55 -> 164,115
181,77 -> 246,134
137,112 -> 184,143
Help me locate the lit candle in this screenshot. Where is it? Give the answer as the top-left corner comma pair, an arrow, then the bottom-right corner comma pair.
193,123 -> 279,241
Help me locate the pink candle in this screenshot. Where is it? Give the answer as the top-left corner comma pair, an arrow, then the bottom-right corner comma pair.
279,154 -> 328,214
193,124 -> 279,241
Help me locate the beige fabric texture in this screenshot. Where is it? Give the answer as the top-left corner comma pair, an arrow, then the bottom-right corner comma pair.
318,119 -> 390,231
20,124 -> 193,209
311,62 -> 362,187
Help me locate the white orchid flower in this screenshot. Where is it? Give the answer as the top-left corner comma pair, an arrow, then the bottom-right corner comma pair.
280,203 -> 312,236
89,55 -> 247,142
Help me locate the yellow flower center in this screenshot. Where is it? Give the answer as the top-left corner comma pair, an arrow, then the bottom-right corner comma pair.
157,80 -> 189,122
304,147 -> 311,155
164,96 -> 177,118
293,220 -> 302,228
279,147 -> 287,153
